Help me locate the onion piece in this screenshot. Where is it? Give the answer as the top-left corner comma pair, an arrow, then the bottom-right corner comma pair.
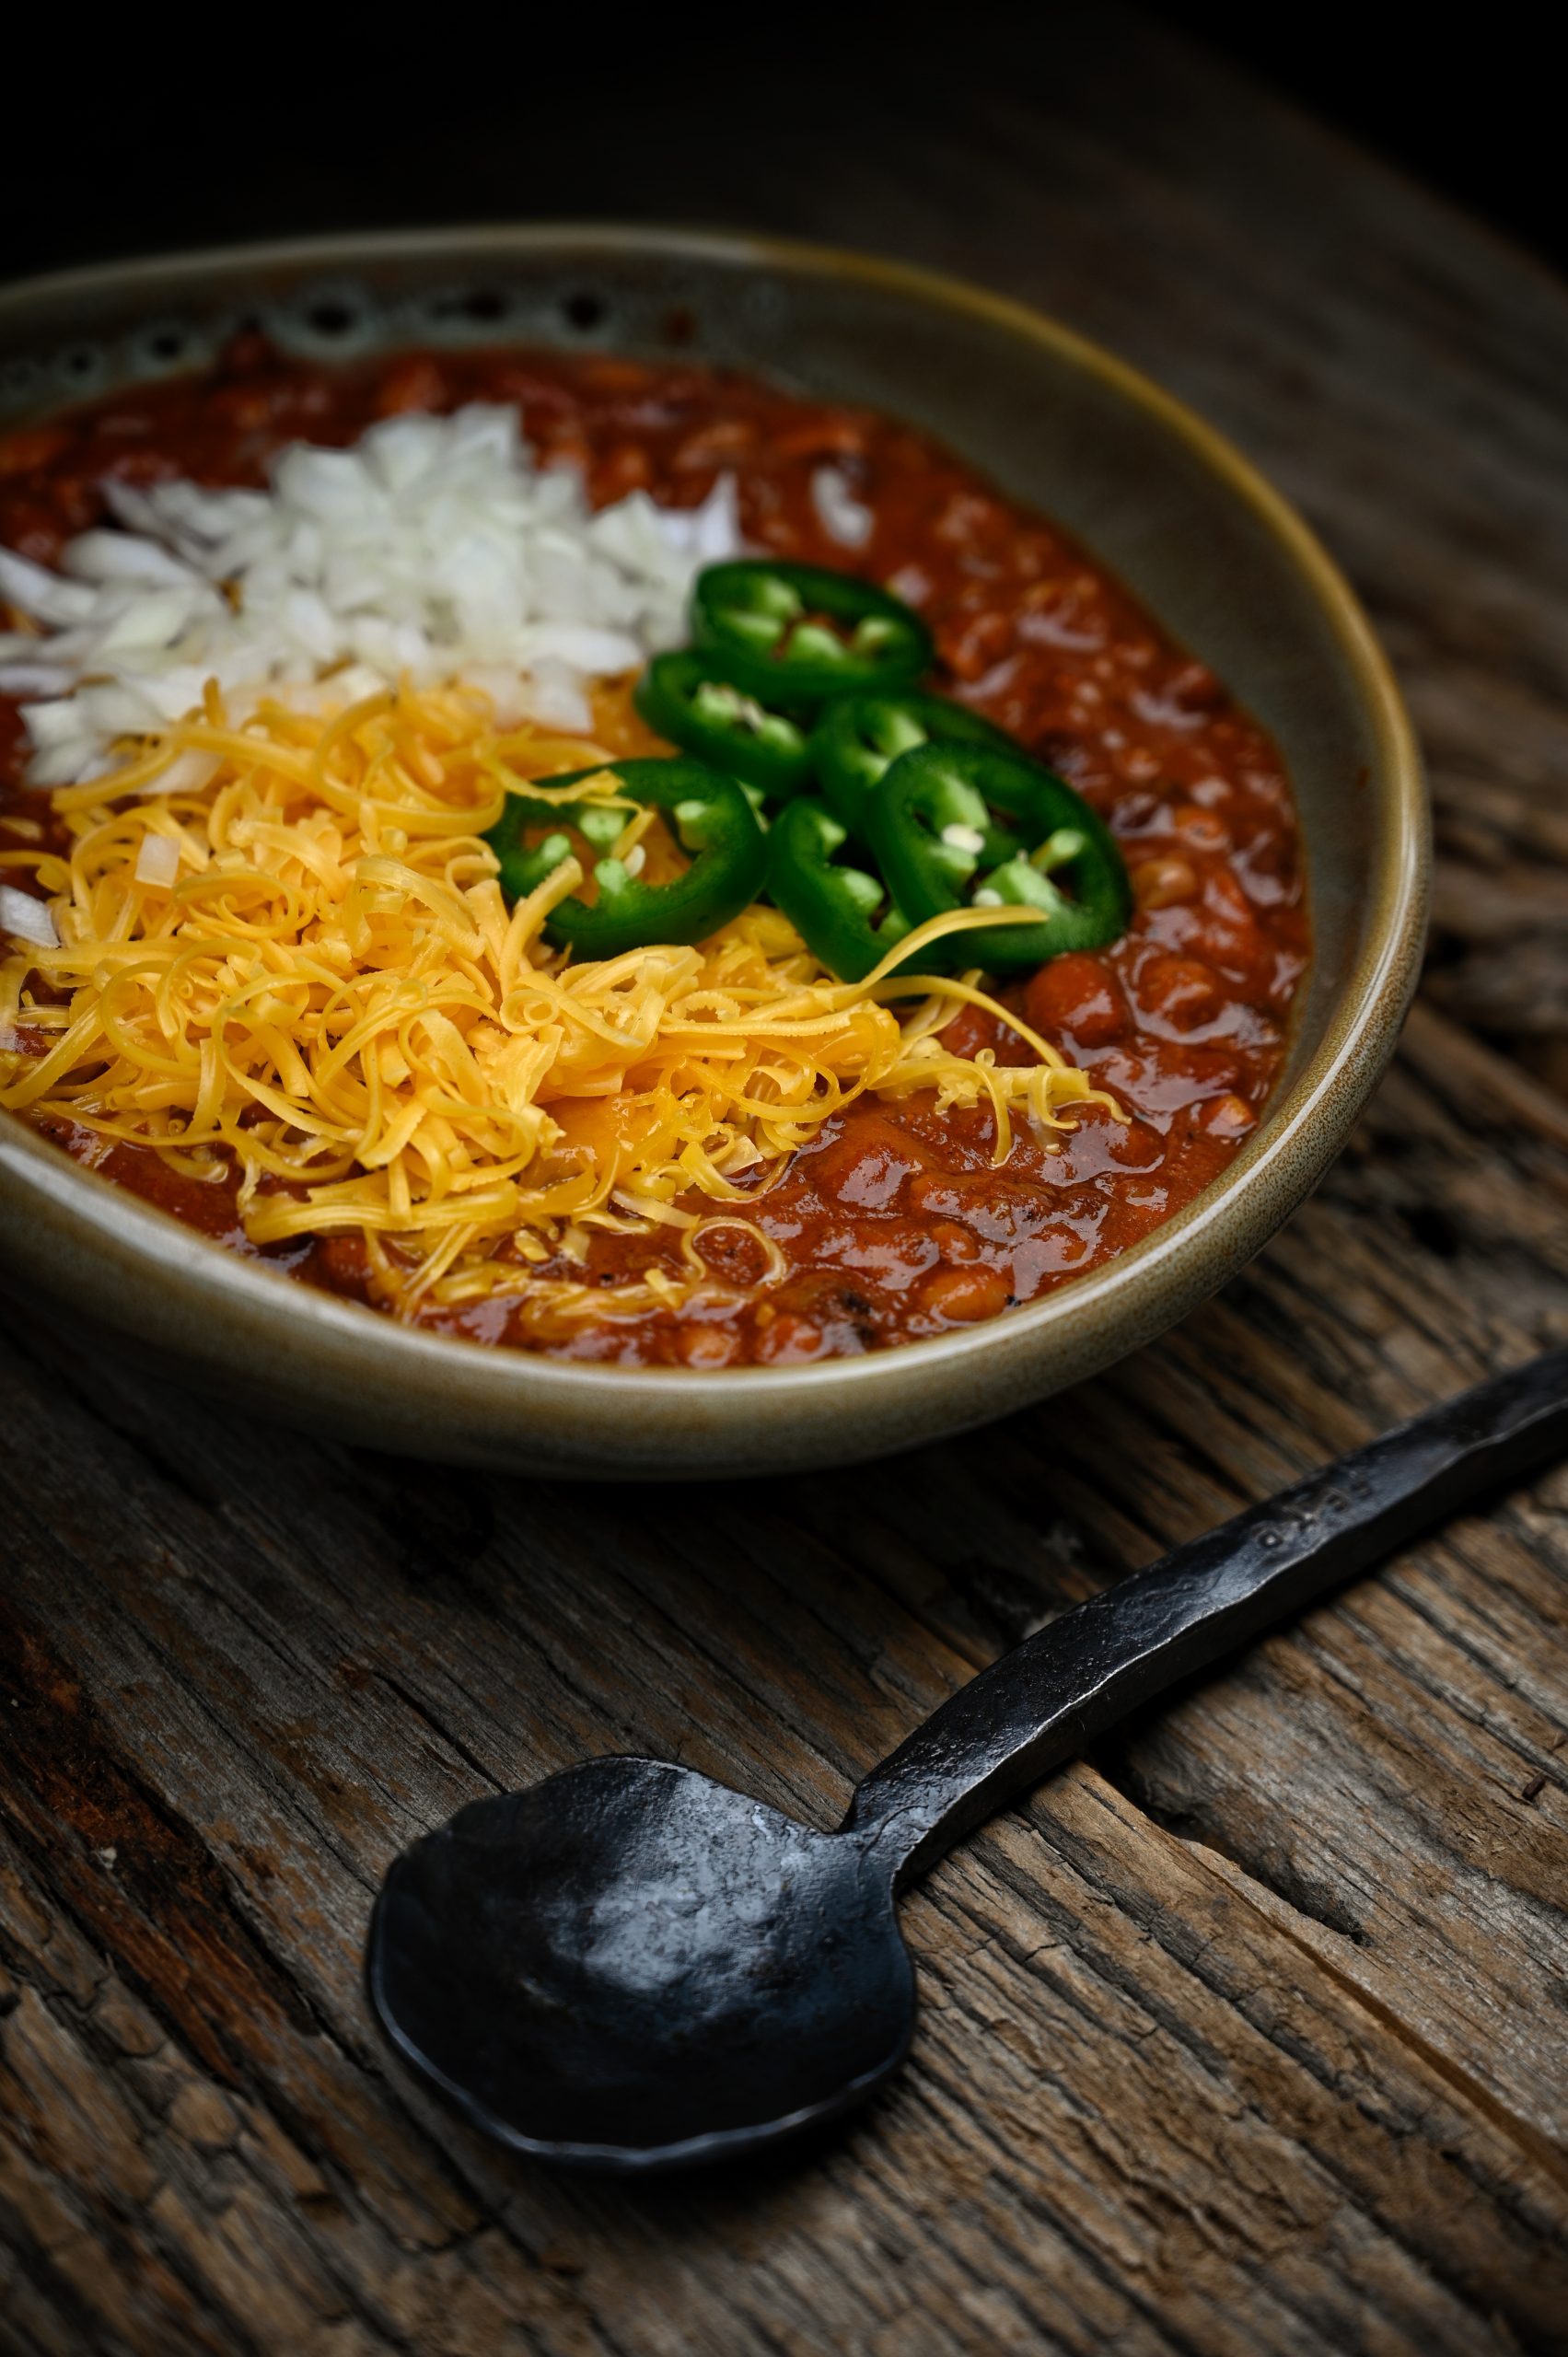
134,833 -> 181,888
812,465 -> 875,551
0,885 -> 60,947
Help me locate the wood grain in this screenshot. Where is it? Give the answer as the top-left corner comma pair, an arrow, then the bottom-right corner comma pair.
4,12 -> 1568,2353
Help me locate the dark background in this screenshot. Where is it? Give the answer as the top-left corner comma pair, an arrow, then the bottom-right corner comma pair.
1156,4 -> 1559,270
0,7 -> 1559,285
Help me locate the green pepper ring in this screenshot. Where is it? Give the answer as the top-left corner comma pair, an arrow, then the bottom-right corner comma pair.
483,756 -> 767,960
866,743 -> 1132,974
478,791 -> 628,905
633,650 -> 815,802
765,795 -> 923,985
811,688 -> 1017,844
691,558 -> 933,709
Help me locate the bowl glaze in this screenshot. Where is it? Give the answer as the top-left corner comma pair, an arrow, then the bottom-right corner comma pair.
0,226 -> 1427,1476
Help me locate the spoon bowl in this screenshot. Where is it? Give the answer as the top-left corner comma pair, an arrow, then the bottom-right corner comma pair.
369,1757 -> 914,2167
368,1350 -> 1568,2169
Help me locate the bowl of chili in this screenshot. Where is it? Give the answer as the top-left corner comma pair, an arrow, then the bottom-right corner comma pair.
0,226 -> 1426,1476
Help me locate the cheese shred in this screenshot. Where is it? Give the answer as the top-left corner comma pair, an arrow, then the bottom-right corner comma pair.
0,677 -> 1121,1326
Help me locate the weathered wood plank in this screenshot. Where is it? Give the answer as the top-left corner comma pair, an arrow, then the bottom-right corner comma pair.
5,8 -> 1568,2351
4,1059 -> 1568,2357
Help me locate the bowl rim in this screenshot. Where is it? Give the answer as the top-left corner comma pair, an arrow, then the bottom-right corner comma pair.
0,221 -> 1428,1414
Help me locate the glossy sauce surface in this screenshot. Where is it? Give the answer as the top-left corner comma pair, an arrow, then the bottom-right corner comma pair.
0,340 -> 1307,1365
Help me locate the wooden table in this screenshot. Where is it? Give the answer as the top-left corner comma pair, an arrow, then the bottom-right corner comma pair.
5,16 -> 1567,2353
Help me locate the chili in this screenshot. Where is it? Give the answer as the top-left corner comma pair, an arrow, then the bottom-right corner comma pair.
868,744 -> 1132,973
485,757 -> 767,958
691,560 -> 932,707
812,689 -> 1014,842
633,651 -> 814,803
0,342 -> 1307,1367
765,796 -> 916,984
482,791 -> 624,900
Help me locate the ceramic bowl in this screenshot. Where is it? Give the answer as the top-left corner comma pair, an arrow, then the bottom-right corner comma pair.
0,226 -> 1426,1476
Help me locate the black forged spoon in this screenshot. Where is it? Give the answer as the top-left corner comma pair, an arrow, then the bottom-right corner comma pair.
367,1347 -> 1568,2172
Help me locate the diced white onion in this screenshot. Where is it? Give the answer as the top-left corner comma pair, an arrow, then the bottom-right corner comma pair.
812,465 -> 874,552
0,546 -> 99,627
134,833 -> 181,887
61,531 -> 203,588
0,885 -> 59,946
0,662 -> 74,698
522,659 -> 593,733
941,823 -> 987,856
138,749 -> 222,799
4,410 -> 748,784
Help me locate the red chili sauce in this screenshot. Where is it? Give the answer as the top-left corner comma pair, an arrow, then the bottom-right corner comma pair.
0,339 -> 1307,1367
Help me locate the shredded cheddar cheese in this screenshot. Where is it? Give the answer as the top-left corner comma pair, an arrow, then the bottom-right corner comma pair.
0,677 -> 1120,1327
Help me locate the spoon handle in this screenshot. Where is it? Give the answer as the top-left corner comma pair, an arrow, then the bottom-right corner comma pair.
842,1345 -> 1568,1885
